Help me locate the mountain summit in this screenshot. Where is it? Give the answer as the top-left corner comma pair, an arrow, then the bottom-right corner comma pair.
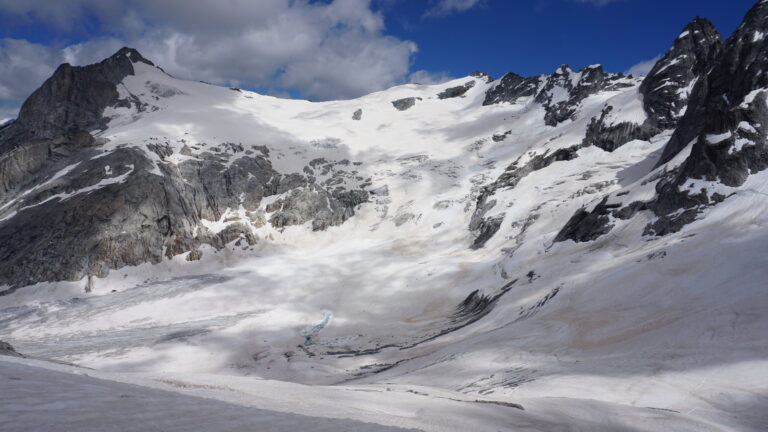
3,47 -> 155,145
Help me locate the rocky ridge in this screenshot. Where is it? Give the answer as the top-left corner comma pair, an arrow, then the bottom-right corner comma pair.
555,1 -> 768,242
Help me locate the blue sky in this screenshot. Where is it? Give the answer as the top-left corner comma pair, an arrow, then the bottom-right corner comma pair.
0,0 -> 758,120
375,0 -> 755,79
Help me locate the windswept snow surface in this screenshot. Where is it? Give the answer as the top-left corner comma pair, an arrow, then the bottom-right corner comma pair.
1,62 -> 768,431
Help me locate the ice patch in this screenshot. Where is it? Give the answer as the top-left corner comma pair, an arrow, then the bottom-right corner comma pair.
732,138 -> 754,153
738,121 -> 757,133
300,310 -> 333,345
705,132 -> 732,144
740,88 -> 765,108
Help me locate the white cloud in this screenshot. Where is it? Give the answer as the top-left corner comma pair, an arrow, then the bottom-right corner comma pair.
0,38 -> 66,106
625,55 -> 662,77
408,70 -> 453,85
0,0 -> 421,103
424,0 -> 483,17
0,38 -> 71,119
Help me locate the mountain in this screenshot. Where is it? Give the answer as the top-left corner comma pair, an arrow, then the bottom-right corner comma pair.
1,2 -> 768,432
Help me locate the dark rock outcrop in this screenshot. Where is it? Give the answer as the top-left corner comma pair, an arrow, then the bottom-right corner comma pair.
483,65 -> 633,127
352,108 -> 362,120
437,81 -> 475,99
556,3 -> 768,242
641,18 -> 723,133
0,47 -> 153,147
554,197 -> 618,243
483,72 -> 541,106
536,65 -> 633,127
392,97 -> 421,111
583,20 -> 721,153
582,105 -> 658,152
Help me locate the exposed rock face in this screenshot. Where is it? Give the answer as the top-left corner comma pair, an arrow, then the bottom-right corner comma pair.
657,8 -> 766,173
536,65 -> 634,127
582,21 -> 721,153
582,105 -> 658,152
0,130 -> 97,201
0,48 -> 152,147
483,65 -> 633,127
392,97 -> 420,111
268,184 -> 368,232
437,81 -> 475,99
641,18 -> 723,133
555,3 -> 768,243
483,72 -> 541,106
352,108 -> 363,120
0,48 -> 369,292
554,197 -> 621,243
648,1 -> 768,230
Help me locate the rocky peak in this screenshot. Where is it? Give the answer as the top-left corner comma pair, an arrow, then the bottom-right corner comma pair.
657,1 -> 768,170
536,64 -> 631,126
656,0 -> 768,181
0,47 -> 156,146
111,47 -> 155,67
557,1 -> 768,243
581,21 -> 722,155
706,1 -> 768,109
677,17 -> 722,74
640,17 -> 722,131
482,72 -> 541,105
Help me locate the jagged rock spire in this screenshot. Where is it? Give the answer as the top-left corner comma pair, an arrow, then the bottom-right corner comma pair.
557,1 -> 768,243
640,17 -> 723,132
657,0 -> 768,172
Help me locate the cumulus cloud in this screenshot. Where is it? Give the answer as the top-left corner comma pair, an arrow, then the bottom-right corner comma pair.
408,69 -> 453,85
626,55 -> 662,77
0,0 -> 420,105
424,0 -> 483,17
0,39 -> 64,103
0,38 -> 73,117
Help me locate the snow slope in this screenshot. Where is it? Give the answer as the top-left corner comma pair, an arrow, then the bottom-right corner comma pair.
0,39 -> 767,431
0,355 -> 736,432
